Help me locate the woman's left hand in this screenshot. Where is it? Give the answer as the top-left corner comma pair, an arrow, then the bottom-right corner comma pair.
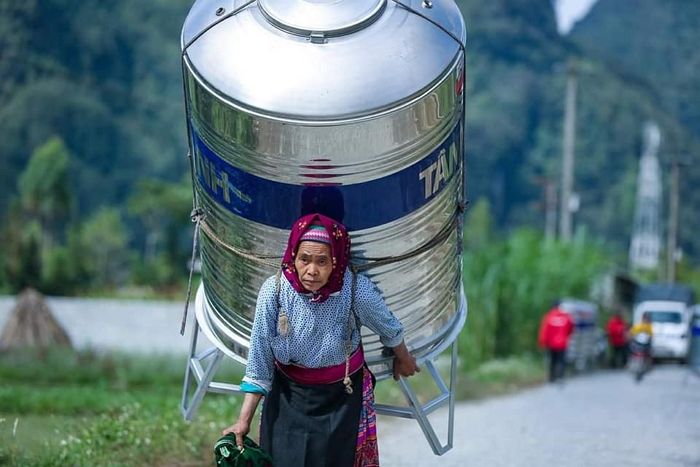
393,354 -> 420,380
391,341 -> 420,380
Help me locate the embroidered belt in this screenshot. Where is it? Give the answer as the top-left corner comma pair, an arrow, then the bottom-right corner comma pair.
275,346 -> 364,385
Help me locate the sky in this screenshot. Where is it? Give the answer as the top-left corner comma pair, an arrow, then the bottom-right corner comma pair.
554,0 -> 599,34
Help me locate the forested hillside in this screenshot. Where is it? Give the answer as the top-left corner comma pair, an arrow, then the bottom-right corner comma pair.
0,0 -> 191,213
572,0 -> 700,138
458,0 -> 698,258
570,0 -> 700,260
0,0 -> 193,293
0,0 -> 698,294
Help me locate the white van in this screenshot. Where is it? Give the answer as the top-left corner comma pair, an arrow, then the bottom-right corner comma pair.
633,284 -> 696,362
633,301 -> 691,361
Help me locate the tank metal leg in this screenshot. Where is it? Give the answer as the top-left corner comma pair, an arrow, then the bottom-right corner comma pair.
374,340 -> 458,456
181,319 -> 242,421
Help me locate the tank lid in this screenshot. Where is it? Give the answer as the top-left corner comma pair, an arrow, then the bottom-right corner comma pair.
258,0 -> 386,37
182,0 -> 466,120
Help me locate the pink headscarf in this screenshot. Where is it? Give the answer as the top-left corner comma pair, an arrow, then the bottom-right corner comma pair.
281,213 -> 350,303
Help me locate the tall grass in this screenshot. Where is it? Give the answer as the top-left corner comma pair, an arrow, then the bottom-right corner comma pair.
458,199 -> 611,369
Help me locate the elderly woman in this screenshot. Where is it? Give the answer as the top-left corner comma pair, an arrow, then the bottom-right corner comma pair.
223,213 -> 419,466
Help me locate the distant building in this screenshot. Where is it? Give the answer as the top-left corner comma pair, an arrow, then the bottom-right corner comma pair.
629,122 -> 662,270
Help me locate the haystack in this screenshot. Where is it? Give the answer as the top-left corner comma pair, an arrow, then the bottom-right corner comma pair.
0,288 -> 72,349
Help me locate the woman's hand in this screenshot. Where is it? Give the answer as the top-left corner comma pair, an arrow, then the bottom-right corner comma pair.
391,341 -> 420,380
222,392 -> 263,449
393,354 -> 420,380
222,419 -> 250,449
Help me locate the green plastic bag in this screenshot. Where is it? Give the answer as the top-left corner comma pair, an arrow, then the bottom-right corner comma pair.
214,434 -> 273,467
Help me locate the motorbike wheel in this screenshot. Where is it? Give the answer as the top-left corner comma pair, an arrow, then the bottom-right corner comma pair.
629,357 -> 643,382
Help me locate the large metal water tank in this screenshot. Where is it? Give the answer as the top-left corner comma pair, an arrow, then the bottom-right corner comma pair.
181,0 -> 466,381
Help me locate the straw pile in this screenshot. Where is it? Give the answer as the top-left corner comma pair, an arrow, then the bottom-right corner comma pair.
0,288 -> 72,349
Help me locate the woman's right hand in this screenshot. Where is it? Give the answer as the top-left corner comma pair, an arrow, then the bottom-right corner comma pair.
222,392 -> 263,449
222,419 -> 250,450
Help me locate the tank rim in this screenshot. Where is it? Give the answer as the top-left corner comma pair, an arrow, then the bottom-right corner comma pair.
182,52 -> 464,125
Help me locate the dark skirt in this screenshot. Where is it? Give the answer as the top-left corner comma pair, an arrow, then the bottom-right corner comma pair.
260,367 -> 364,467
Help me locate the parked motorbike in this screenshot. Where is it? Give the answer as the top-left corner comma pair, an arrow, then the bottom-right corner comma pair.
628,332 -> 652,382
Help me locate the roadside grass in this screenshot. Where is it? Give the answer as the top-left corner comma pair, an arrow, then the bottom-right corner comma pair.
0,348 -> 245,466
0,349 -> 545,466
456,354 -> 546,400
374,352 -> 546,407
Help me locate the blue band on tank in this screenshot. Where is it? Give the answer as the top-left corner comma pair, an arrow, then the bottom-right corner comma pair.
192,122 -> 462,230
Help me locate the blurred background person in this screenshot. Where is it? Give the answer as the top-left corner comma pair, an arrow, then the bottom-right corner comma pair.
606,310 -> 628,368
538,301 -> 574,383
629,312 -> 653,342
628,312 -> 654,381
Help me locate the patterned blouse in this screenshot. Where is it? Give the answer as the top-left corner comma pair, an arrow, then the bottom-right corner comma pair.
242,268 -> 404,394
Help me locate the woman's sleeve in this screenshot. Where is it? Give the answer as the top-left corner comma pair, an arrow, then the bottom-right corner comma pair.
241,276 -> 278,395
353,273 -> 404,348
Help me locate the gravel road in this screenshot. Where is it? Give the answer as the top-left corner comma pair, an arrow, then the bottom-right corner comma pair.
378,366 -> 700,466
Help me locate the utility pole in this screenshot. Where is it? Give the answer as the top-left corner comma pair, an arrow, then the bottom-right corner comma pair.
667,159 -> 681,283
545,180 -> 557,241
559,60 -> 577,241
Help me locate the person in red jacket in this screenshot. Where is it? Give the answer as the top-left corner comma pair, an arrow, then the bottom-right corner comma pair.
606,311 -> 628,369
538,302 -> 574,383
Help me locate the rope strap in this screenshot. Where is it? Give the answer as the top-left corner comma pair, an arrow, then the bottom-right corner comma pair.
179,208 -> 205,336
180,203 -> 466,335
181,0 -> 257,55
390,0 -> 466,51
342,270 -> 359,394
195,203 -> 465,272
199,220 -> 282,269
352,202 -> 466,272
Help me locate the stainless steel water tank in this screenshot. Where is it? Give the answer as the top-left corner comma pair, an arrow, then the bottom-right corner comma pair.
182,0 -> 467,380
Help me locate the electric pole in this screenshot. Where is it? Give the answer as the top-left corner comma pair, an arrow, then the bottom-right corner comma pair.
545,180 -> 557,241
559,60 -> 577,241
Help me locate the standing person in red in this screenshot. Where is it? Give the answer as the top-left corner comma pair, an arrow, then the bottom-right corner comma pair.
606,311 -> 628,369
538,301 -> 574,383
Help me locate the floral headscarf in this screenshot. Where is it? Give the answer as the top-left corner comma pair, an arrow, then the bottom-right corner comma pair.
281,213 -> 350,303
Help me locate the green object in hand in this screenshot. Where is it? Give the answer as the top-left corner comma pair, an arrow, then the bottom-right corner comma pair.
214,434 -> 273,467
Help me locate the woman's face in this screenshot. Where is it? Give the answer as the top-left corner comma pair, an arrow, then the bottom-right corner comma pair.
294,241 -> 333,293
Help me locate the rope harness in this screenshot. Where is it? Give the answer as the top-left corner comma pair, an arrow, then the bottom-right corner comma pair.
180,203 -> 465,336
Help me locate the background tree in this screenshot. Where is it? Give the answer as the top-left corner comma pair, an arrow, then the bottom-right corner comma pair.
41,225 -> 90,295
128,178 -> 192,288
2,211 -> 43,292
17,136 -> 73,250
79,207 -> 131,289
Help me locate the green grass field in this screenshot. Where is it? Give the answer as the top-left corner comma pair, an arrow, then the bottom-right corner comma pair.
0,348 -> 545,466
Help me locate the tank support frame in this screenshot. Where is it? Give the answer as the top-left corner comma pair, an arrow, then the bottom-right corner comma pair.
181,319 -> 240,421
181,285 -> 465,455
374,340 -> 457,455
